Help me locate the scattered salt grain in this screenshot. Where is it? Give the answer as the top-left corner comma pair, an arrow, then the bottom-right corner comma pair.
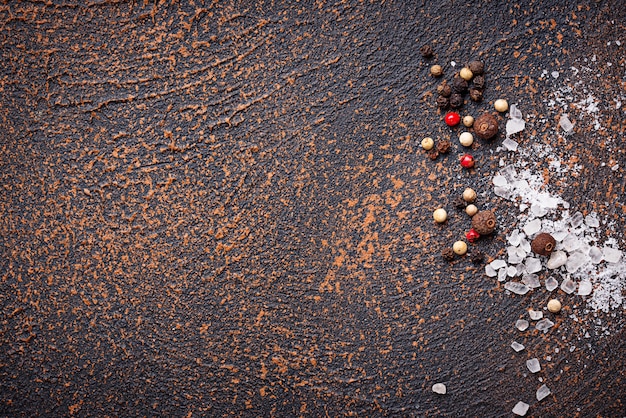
536,384 -> 551,401
492,175 -> 508,187
528,310 -> 543,320
525,258 -> 542,274
502,138 -> 519,151
585,213 -> 600,228
589,246 -> 603,264
522,274 -> 540,289
516,319 -> 529,331
526,358 -> 541,373
602,247 -> 622,263
570,211 -> 584,228
535,318 -> 555,333
490,259 -> 507,270
578,280 -> 592,296
512,401 -> 530,416
507,266 -> 519,277
559,114 -> 574,133
560,278 -> 577,294
504,282 -> 530,295
498,267 -> 508,282
511,341 -> 525,352
545,277 -> 559,291
523,219 -> 542,236
547,251 -> 567,269
562,234 -> 581,252
566,251 -> 590,273
432,383 -> 446,394
485,264 -> 498,277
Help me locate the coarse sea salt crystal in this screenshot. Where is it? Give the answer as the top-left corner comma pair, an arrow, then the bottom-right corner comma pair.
589,246 -> 603,264
511,341 -> 525,352
562,234 -> 581,252
522,274 -> 540,289
508,230 -> 523,246
566,251 -> 590,273
498,267 -> 508,282
547,251 -> 567,269
545,277 -> 559,291
536,384 -> 551,401
535,318 -> 555,332
507,266 -> 518,277
528,310 -> 543,320
502,137 -> 519,151
493,175 -> 508,187
559,114 -> 574,132
490,259 -> 507,270
526,258 -> 542,274
602,247 -> 622,263
485,264 -> 498,277
432,383 -> 446,394
516,319 -> 529,331
585,213 -> 600,228
578,280 -> 593,296
570,211 -> 584,228
526,358 -> 541,373
561,278 -> 577,294
508,246 -> 525,264
505,282 -> 530,295
523,219 -> 542,236
512,401 -> 530,416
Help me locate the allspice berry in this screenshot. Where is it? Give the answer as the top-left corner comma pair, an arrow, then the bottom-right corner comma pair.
471,210 -> 497,235
420,45 -> 434,58
430,65 -> 443,77
468,60 -> 484,75
474,113 -> 499,140
469,88 -> 483,102
531,233 -> 557,256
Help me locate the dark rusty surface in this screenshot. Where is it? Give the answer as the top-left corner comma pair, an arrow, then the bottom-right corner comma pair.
1,1 -> 625,417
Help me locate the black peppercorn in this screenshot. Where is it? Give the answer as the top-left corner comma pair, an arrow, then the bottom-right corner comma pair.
468,60 -> 484,75
436,139 -> 451,154
451,77 -> 469,94
470,251 -> 485,264
449,93 -> 463,108
428,150 -> 439,160
437,82 -> 452,97
453,196 -> 468,209
472,75 -> 485,90
436,96 -> 450,109
469,88 -> 483,102
420,45 -> 434,58
442,247 -> 455,261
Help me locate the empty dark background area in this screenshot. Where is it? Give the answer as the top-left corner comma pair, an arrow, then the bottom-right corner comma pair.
1,1 -> 624,417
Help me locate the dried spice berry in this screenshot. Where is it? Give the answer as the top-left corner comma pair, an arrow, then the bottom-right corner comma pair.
459,154 -> 475,168
436,139 -> 451,154
469,88 -> 483,102
471,210 -> 497,235
453,196 -> 468,209
547,299 -> 562,313
470,251 -> 485,264
437,82 -> 452,97
453,241 -> 468,255
474,113 -> 499,140
472,75 -> 485,89
466,228 -> 481,243
444,112 -> 461,126
531,232 -> 557,256
442,247 -> 455,261
436,96 -> 450,109
451,77 -> 469,93
468,60 -> 484,75
450,93 -> 464,108
430,65 -> 443,77
428,150 -> 439,160
420,45 -> 434,58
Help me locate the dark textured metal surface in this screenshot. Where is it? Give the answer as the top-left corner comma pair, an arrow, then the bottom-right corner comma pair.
1,1 -> 625,417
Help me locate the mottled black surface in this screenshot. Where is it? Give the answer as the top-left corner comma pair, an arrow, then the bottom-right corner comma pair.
1,1 -> 625,417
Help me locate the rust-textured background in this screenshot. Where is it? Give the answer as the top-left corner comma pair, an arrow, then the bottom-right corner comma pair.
1,1 -> 625,417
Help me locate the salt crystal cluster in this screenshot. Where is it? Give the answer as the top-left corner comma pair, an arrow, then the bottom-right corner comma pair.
485,164 -> 625,312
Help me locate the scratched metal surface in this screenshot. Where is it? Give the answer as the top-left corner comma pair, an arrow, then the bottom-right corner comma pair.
1,1 -> 625,417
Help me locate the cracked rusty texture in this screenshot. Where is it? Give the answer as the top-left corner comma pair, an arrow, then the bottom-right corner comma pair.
1,1 -> 625,417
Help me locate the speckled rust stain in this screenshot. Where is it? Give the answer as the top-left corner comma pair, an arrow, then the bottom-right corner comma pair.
1,1 -> 625,417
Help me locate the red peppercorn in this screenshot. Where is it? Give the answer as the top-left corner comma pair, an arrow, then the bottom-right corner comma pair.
466,228 -> 481,243
444,112 -> 461,127
460,154 -> 475,168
